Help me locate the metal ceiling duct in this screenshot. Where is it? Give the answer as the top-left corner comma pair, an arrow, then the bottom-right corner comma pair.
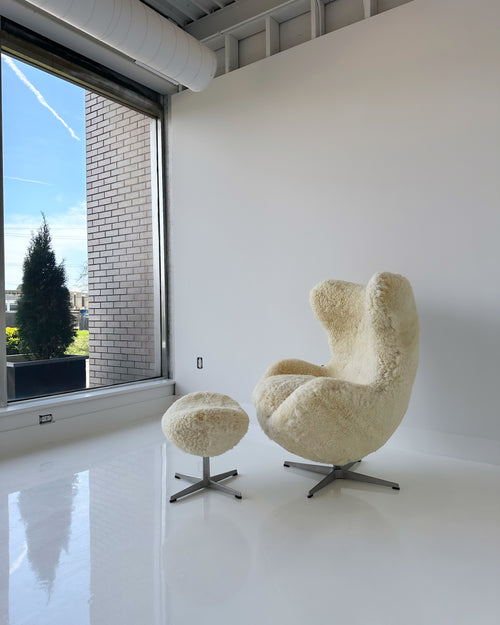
22,0 -> 217,91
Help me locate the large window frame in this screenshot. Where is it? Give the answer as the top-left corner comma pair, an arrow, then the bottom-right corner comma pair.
0,18 -> 171,424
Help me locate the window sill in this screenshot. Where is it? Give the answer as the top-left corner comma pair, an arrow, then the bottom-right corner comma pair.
0,378 -> 176,458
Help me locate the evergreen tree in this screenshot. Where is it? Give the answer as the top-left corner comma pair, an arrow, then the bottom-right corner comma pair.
17,215 -> 76,359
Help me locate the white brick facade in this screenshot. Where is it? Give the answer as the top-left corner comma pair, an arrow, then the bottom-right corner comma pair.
85,92 -> 158,387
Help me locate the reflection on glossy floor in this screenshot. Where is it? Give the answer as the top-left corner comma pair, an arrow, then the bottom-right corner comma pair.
1,416 -> 499,625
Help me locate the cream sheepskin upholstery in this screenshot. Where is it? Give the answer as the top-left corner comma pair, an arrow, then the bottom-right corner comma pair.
161,392 -> 249,457
253,272 -> 419,466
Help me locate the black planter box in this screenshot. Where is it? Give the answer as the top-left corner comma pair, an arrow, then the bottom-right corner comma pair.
7,355 -> 88,401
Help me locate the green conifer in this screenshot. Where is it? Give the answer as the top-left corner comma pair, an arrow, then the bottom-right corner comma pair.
17,215 -> 76,359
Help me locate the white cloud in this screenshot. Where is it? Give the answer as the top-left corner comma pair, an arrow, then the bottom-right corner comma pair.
3,56 -> 81,141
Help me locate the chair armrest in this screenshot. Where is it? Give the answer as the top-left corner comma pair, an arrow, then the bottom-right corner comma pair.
263,358 -> 327,378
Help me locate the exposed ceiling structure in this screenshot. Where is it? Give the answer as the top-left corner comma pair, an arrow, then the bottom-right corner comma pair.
0,0 -> 412,95
142,0 -> 324,39
141,0 -> 413,79
141,0 -> 412,39
141,0 -> 241,29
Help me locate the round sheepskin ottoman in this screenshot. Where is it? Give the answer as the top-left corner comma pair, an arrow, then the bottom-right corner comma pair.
161,392 -> 249,502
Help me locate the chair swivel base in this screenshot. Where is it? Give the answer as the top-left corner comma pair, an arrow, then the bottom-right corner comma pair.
170,456 -> 242,502
283,460 -> 400,498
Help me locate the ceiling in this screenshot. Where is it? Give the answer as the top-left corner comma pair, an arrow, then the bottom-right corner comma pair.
140,0 -> 296,41
140,0 -> 413,57
141,0 -> 240,29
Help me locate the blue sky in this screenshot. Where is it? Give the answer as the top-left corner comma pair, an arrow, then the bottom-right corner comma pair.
2,54 -> 87,291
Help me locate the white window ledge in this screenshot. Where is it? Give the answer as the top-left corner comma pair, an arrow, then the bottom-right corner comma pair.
0,378 -> 176,458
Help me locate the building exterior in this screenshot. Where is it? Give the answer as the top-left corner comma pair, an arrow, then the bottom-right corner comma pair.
85,92 -> 159,388
5,290 -> 87,330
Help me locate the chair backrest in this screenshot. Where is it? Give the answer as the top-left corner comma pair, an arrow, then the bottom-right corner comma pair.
310,272 -> 419,390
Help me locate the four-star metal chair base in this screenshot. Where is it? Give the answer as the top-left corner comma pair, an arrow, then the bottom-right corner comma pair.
283,460 -> 400,498
170,456 -> 242,502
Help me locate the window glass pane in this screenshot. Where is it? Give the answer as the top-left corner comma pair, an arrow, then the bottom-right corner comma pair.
2,54 -> 161,401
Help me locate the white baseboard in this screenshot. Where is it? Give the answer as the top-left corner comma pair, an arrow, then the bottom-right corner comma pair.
386,424 -> 500,466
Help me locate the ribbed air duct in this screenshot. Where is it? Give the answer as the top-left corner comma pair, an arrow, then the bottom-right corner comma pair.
22,0 -> 217,91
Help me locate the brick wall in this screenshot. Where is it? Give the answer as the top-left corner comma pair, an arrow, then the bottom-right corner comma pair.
85,92 -> 159,387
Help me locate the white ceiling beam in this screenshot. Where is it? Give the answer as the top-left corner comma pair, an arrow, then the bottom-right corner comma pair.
189,0 -> 213,17
310,0 -> 324,39
170,0 -> 207,21
185,0 -> 300,40
141,0 -> 191,26
224,34 -> 239,72
265,15 -> 279,57
363,0 -> 378,18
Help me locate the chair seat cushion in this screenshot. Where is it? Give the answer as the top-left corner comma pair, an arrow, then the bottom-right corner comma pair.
252,374 -> 317,418
254,375 -> 376,465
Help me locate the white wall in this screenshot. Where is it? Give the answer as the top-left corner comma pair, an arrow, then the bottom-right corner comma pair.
169,0 -> 500,462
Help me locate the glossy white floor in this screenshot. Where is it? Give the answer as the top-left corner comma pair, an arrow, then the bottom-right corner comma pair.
1,415 -> 499,625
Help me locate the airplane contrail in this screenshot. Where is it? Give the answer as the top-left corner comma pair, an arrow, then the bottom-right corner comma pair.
6,176 -> 51,185
4,56 -> 81,141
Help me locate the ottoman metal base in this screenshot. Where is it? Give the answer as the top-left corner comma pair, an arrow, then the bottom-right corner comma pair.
283,459 -> 400,498
170,456 -> 242,502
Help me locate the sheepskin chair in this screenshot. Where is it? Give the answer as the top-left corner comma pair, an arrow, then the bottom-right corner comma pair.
252,272 -> 419,498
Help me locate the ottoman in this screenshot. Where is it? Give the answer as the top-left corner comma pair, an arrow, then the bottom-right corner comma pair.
161,392 -> 249,502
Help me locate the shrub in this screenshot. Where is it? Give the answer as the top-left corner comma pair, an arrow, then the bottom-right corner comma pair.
65,330 -> 89,356
16,215 -> 76,360
6,327 -> 20,355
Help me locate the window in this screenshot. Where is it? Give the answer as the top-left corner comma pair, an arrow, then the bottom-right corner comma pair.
0,19 -> 167,404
